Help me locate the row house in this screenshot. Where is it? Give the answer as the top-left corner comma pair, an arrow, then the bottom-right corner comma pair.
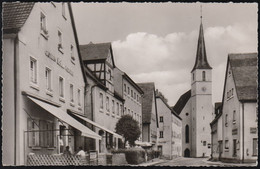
211,53 -> 258,163
79,42 -> 124,153
137,82 -> 159,148
2,2 -> 101,165
114,68 -> 144,140
155,90 -> 182,159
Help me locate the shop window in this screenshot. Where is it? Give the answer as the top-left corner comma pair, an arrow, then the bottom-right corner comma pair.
106,97 -> 110,112
59,77 -> 64,98
99,93 -> 103,109
185,125 -> 189,143
202,71 -> 206,81
159,131 -> 164,138
253,138 -> 258,156
77,89 -> 81,106
58,30 -> 63,53
30,57 -> 37,84
45,67 -> 52,91
116,102 -> 119,115
160,116 -> 163,122
70,84 -> 74,103
112,100 -> 115,114
40,12 -> 48,35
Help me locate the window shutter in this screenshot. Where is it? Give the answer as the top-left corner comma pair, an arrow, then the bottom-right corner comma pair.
28,118 -> 33,147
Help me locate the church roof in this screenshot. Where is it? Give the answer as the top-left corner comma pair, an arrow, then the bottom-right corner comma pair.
172,90 -> 191,115
228,53 -> 257,101
3,2 -> 35,33
137,82 -> 156,124
191,22 -> 212,72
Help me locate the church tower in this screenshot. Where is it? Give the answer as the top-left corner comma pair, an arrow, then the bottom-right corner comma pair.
190,14 -> 213,157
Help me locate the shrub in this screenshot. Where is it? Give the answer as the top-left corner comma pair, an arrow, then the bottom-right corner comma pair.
146,150 -> 161,160
112,147 -> 145,164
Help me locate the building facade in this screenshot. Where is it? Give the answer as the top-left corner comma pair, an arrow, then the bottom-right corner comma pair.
138,82 -> 159,148
2,2 -> 101,165
156,90 -> 182,159
220,53 -> 257,163
79,42 -> 124,153
172,20 -> 213,157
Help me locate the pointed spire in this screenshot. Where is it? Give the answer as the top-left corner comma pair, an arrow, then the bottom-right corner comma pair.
191,11 -> 212,72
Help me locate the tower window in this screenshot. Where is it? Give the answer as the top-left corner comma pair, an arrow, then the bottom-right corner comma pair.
185,125 -> 189,143
202,71 -> 206,81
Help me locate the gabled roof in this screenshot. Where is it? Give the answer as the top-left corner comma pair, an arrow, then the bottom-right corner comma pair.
79,42 -> 115,67
123,73 -> 144,95
3,2 -> 35,33
229,53 -> 257,101
191,22 -> 212,72
137,82 -> 156,124
172,90 -> 191,115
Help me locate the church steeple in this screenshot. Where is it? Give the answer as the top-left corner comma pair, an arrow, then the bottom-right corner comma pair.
191,12 -> 212,72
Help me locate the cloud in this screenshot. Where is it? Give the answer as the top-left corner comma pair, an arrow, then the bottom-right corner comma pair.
112,23 -> 257,105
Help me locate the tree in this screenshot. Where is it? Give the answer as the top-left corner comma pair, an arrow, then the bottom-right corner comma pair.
115,115 -> 141,147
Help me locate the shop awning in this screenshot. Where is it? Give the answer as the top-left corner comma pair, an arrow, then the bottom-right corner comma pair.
28,96 -> 101,140
72,113 -> 123,139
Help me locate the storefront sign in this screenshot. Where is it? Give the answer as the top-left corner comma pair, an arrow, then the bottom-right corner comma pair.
250,127 -> 257,134
45,51 -> 74,76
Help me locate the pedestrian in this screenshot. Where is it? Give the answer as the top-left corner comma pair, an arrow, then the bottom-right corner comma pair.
76,146 -> 87,165
63,146 -> 71,156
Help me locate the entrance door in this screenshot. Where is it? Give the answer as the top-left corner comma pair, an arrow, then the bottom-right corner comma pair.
233,139 -> 237,157
218,140 -> 223,160
158,145 -> 163,156
184,148 -> 190,157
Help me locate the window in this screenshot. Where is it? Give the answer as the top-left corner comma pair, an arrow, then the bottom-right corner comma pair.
233,110 -> 236,124
202,71 -> 206,81
203,127 -> 205,131
71,45 -> 75,61
28,118 -> 40,147
131,111 -> 133,117
124,84 -> 126,92
108,69 -> 112,81
233,139 -> 237,157
62,2 -> 66,19
58,30 -> 63,52
120,105 -> 123,116
231,88 -> 233,97
106,97 -> 110,112
59,77 -> 64,98
225,140 -> 229,149
185,125 -> 189,143
186,113 -> 189,116
159,131 -> 164,138
159,116 -> 163,122
124,107 -> 126,115
116,102 -> 119,115
78,89 -> 81,106
137,95 -> 139,102
112,100 -> 115,114
134,92 -> 136,99
30,57 -> 37,84
128,109 -> 130,115
70,84 -> 74,103
40,12 -> 47,34
225,114 -> 228,127
131,90 -> 133,97
127,87 -> 130,95
203,141 -> 207,146
253,138 -> 258,156
99,93 -> 103,109
45,67 -> 52,91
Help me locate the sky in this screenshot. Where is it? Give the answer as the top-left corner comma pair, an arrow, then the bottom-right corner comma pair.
72,2 -> 258,106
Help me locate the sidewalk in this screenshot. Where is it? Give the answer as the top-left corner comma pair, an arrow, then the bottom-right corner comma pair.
202,158 -> 257,166
138,158 -> 168,166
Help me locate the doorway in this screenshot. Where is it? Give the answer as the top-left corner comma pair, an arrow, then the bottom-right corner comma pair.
184,148 -> 190,157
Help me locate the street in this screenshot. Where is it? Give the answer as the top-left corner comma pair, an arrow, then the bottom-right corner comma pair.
155,157 -> 211,166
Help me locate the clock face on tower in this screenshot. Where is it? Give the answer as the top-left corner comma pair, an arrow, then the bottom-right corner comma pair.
201,86 -> 206,92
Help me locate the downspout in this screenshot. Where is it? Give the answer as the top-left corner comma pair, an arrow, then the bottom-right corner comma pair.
90,85 -> 98,125
14,35 -> 18,165
242,102 -> 245,163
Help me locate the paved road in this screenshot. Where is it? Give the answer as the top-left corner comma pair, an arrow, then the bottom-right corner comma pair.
155,157 -> 214,166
